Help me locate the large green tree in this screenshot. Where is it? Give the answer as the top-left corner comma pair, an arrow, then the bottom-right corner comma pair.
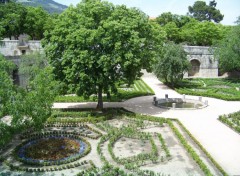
156,12 -> 192,28
43,0 -> 165,109
214,25 -> 240,72
188,0 -> 224,23
180,20 -> 224,46
153,42 -> 189,88
0,1 -> 26,39
24,7 -> 50,40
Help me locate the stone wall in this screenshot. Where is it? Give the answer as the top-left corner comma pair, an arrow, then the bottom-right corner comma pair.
183,46 -> 218,78
0,39 -> 42,87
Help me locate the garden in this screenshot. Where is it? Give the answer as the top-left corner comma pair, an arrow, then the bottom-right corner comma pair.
219,111 -> 240,133
0,109 -> 226,176
55,79 -> 154,102
175,78 -> 240,101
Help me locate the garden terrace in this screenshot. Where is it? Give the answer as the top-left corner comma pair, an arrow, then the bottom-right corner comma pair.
0,109 -> 226,175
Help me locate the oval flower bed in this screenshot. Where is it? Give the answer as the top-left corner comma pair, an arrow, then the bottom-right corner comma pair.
14,134 -> 90,166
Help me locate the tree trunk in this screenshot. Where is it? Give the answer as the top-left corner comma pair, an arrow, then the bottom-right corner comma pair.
97,85 -> 103,110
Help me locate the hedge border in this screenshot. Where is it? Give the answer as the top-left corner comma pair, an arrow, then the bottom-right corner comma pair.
175,119 -> 228,176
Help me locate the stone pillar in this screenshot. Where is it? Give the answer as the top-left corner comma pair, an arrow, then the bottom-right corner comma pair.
183,94 -> 186,100
205,100 -> 208,106
172,103 -> 176,109
199,96 -> 202,102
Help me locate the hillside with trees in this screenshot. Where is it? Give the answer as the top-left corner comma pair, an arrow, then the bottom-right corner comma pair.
17,0 -> 67,14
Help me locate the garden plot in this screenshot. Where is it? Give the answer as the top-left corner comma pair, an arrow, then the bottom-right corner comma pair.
96,118 -> 215,176
113,137 -> 152,158
0,111 -> 224,176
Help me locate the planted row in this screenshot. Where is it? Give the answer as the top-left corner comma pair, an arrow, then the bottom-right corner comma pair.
219,112 -> 240,134
5,160 -> 89,172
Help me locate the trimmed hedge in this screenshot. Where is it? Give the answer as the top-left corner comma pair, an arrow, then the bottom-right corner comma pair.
219,111 -> 240,134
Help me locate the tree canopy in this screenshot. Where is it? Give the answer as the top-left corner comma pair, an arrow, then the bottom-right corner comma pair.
24,6 -> 50,40
0,1 -> 53,40
153,42 -> 189,88
43,0 -> 165,109
0,1 -> 26,39
188,0 -> 224,23
155,11 -> 228,46
214,25 -> 240,73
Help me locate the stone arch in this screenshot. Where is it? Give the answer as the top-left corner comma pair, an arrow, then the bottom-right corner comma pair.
189,59 -> 201,76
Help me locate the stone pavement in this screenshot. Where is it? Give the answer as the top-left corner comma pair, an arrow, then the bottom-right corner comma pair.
53,71 -> 240,175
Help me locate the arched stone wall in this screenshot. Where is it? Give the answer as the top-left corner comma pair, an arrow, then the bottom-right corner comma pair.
183,46 -> 218,78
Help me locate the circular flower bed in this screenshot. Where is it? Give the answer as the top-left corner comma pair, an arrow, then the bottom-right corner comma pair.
14,134 -> 90,166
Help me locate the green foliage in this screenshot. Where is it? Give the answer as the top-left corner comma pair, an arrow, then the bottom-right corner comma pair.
214,25 -> 240,72
175,78 -> 240,101
188,0 -> 224,23
43,0 -> 165,109
219,111 -> 240,134
77,163 -> 128,176
153,42 -> 189,87
0,1 -> 56,40
181,20 -> 223,46
156,12 -> 192,28
0,1 -> 26,38
162,22 -> 180,42
19,51 -> 49,84
0,53 -> 59,149
23,6 -> 50,40
155,12 -> 226,46
0,54 -> 15,117
20,67 -> 59,129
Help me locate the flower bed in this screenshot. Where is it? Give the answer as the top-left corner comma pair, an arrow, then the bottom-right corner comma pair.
14,134 -> 91,166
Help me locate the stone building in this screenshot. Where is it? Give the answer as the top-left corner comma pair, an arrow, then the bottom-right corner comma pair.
0,36 -> 42,86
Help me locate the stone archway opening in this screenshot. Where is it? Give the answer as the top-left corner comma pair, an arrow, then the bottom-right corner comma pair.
189,59 -> 201,76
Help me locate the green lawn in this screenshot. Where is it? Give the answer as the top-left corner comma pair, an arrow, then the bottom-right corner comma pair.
175,78 -> 240,101
55,79 -> 154,102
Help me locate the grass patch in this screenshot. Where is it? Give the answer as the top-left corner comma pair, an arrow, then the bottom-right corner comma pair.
55,79 -> 154,102
175,78 -> 240,101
